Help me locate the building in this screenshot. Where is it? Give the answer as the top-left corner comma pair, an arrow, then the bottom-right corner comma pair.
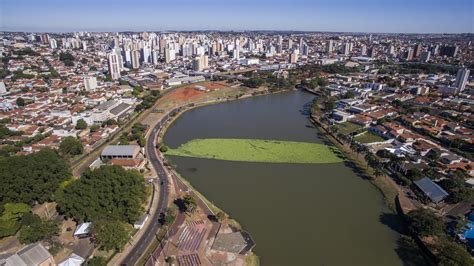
327,40 -> 334,53
439,45 -> 458,57
58,253 -> 85,266
420,51 -> 431,62
165,48 -> 175,63
83,76 -> 97,91
101,145 -> 141,160
413,177 -> 449,203
405,48 -> 414,61
74,222 -> 92,238
454,68 -> 470,92
107,52 -> 121,80
414,44 -> 422,58
343,42 -> 351,55
131,50 -> 141,69
0,243 -> 55,266
0,81 -> 6,94
192,55 -> 209,71
289,49 -> 299,64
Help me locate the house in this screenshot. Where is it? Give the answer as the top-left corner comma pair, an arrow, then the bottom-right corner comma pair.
332,110 -> 351,123
349,114 -> 372,127
413,177 -> 449,203
370,125 -> 390,138
74,222 -> 92,238
440,153 -> 462,165
0,243 -> 55,266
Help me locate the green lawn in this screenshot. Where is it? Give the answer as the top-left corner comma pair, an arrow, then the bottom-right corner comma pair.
165,138 -> 343,164
353,131 -> 385,143
335,122 -> 363,135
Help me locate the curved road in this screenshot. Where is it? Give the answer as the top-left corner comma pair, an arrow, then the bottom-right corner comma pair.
121,98 -> 235,265
120,112 -> 173,265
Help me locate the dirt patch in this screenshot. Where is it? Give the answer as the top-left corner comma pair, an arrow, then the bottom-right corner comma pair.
162,87 -> 205,101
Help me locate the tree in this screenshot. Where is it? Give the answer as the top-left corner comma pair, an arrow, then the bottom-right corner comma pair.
59,136 -> 84,156
90,124 -> 100,133
0,203 -> 31,238
407,209 -> 444,237
183,195 -> 197,213
323,100 -> 335,111
159,145 -> 169,153
57,165 -> 146,223
344,91 -> 355,99
0,149 -> 70,206
16,97 -> 26,107
86,256 -> 107,266
437,239 -> 473,266
19,213 -> 59,244
76,119 -> 87,130
92,220 -> 131,252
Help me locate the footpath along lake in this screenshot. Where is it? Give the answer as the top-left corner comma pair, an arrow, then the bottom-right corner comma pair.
163,91 -> 403,266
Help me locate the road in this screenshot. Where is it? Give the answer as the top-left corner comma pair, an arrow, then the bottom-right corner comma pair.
121,97 -> 246,265
120,112 -> 173,265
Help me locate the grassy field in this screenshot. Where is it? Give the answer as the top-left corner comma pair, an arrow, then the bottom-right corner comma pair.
354,131 -> 385,143
335,122 -> 363,135
165,138 -> 343,164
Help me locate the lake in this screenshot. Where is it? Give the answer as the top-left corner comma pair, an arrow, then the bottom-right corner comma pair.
163,91 -> 402,266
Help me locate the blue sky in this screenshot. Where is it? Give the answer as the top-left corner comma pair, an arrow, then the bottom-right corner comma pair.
1,0 -> 473,33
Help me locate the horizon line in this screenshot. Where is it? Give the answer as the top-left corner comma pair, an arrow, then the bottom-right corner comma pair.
1,28 -> 473,35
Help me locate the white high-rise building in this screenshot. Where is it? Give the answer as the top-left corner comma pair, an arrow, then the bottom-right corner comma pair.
289,49 -> 299,63
165,48 -> 175,63
49,39 -> 57,49
131,50 -> 140,69
454,68 -> 470,92
124,49 -> 132,67
83,76 -> 97,91
360,45 -> 367,56
0,82 -> 6,95
151,49 -> 159,65
142,46 -> 151,64
192,55 -> 209,71
343,42 -> 351,55
82,41 -> 87,51
107,52 -> 121,80
327,40 -> 334,53
233,47 -> 240,59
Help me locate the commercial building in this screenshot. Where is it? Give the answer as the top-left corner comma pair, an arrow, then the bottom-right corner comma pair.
100,145 -> 141,160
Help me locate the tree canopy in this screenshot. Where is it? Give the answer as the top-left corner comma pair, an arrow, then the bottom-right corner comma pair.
19,213 -> 59,244
407,209 -> 444,237
92,220 -> 132,252
437,239 -> 473,266
59,136 -> 84,156
0,149 -> 71,207
75,119 -> 87,130
57,165 -> 146,223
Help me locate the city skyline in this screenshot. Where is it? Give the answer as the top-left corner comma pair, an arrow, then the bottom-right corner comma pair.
1,0 -> 473,33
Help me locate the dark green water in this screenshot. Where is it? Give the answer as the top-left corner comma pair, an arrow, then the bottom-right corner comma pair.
163,91 -> 402,266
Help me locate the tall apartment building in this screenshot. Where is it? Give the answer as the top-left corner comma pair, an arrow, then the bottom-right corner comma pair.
107,52 -> 121,80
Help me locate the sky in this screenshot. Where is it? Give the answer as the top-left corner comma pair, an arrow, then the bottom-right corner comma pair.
1,0 -> 473,33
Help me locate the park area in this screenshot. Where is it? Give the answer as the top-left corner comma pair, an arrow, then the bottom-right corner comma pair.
165,138 -> 344,164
